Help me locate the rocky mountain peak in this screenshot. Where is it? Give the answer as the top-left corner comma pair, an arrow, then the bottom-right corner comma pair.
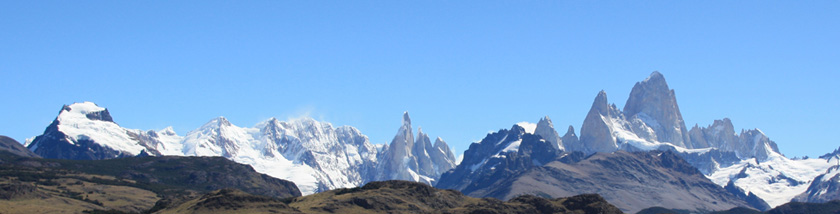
579,90 -> 620,154
623,71 -> 690,148
564,125 -> 576,137
712,118 -> 735,132
591,90 -> 610,115
819,146 -> 840,160
535,116 -> 563,151
403,111 -> 411,127
538,116 -> 551,124
642,71 -> 667,86
374,111 -> 457,185
216,116 -> 232,127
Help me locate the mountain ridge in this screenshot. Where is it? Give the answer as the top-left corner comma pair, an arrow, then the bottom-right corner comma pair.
26,103 -> 456,195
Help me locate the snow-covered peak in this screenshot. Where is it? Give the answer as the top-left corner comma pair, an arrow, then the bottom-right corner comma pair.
63,101 -> 106,115
515,122 -> 537,134
51,102 -> 144,155
198,116 -> 232,130
159,126 -> 177,135
59,102 -> 115,123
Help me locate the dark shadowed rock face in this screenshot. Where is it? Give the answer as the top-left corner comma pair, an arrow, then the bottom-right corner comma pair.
0,153 -> 301,198
436,124 -> 561,194
794,166 -> 840,203
26,120 -> 129,160
818,146 -> 840,160
724,180 -> 772,211
84,108 -> 114,122
0,135 -> 39,158
710,200 -> 840,214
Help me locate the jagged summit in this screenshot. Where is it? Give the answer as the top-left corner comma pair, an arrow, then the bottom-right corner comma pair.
26,103 -> 456,195
403,111 -> 411,126
623,71 -> 690,148
642,71 -> 666,84
565,125 -> 575,136
376,112 -> 456,185
535,116 -> 563,151
591,90 -> 610,114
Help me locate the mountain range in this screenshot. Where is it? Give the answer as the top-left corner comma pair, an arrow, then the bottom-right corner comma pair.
437,72 -> 838,211
25,102 -> 456,195
14,71 -> 840,212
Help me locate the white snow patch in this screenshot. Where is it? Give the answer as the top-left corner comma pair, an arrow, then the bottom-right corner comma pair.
501,139 -> 522,153
516,122 -> 537,134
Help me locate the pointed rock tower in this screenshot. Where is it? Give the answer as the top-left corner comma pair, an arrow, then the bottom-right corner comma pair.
623,71 -> 691,148
376,112 -> 456,184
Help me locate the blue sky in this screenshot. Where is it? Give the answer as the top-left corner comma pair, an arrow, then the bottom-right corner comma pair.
1,1 -> 838,158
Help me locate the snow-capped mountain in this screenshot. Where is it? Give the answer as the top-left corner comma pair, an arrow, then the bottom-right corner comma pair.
26,102 -> 181,159
174,116 -> 381,194
576,72 -> 780,162
375,112 -> 457,185
569,72 -> 828,208
26,102 -> 456,195
437,122 -> 757,213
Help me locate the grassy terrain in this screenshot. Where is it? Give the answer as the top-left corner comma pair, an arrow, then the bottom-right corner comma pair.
0,151 -> 299,213
0,172 -> 158,214
155,180 -> 624,214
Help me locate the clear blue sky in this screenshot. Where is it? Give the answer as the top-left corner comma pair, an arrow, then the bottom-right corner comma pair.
1,1 -> 838,158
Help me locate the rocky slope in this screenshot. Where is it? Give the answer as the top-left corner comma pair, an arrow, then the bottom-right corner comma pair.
0,135 -> 38,158
439,128 -> 756,213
